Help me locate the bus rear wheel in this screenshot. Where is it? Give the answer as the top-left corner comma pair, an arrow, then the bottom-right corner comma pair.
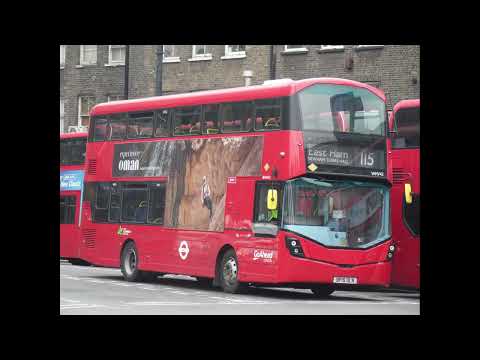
219,249 -> 245,294
310,285 -> 335,297
121,242 -> 147,282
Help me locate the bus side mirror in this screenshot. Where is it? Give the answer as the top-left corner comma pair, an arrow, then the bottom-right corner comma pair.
405,183 -> 413,205
267,189 -> 278,210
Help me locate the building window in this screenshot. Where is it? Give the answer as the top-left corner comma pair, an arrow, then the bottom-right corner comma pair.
222,45 -> 246,59
283,45 -> 309,54
163,45 -> 180,63
60,98 -> 64,133
319,45 -> 344,51
78,96 -> 96,127
107,94 -> 124,102
108,45 -> 126,65
60,45 -> 66,68
189,45 -> 212,61
355,45 -> 384,50
80,45 -> 97,65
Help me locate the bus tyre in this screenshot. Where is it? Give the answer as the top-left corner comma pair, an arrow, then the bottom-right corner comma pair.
219,249 -> 245,294
310,285 -> 335,297
120,242 -> 143,282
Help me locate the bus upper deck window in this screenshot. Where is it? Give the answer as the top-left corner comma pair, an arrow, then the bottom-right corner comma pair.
254,98 -> 281,131
109,114 -> 127,140
155,109 -> 170,137
93,118 -> 108,142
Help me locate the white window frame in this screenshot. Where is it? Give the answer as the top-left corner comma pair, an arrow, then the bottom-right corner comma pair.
107,45 -> 126,66
355,45 -> 384,50
283,45 -> 309,54
163,45 -> 180,63
78,96 -> 96,127
107,94 -> 124,102
60,45 -> 66,68
221,45 -> 246,60
318,45 -> 345,51
189,45 -> 212,61
60,98 -> 65,133
79,45 -> 97,66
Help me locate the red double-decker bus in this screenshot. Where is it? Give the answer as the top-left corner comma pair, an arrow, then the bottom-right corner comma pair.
389,99 -> 420,289
80,78 -> 394,296
60,132 -> 90,266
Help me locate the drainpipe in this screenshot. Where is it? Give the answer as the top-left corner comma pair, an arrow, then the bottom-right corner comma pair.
270,45 -> 276,80
156,45 -> 164,96
124,45 -> 130,99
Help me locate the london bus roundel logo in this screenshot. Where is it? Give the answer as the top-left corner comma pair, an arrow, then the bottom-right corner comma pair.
178,241 -> 189,260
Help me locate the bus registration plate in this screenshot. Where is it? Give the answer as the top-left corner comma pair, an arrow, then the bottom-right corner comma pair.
333,277 -> 358,284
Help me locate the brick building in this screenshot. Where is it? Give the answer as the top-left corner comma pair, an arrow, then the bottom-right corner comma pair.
59,45 -> 420,133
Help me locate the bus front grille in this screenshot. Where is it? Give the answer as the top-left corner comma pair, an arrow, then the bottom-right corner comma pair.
83,229 -> 96,248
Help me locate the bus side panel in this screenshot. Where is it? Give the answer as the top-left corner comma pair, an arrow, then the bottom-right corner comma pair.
60,191 -> 81,259
390,148 -> 420,289
225,178 -> 279,283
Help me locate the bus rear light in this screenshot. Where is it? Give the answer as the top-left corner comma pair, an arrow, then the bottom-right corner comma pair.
286,237 -> 304,258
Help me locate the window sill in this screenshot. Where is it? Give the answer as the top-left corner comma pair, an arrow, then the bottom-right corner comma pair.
76,64 -> 97,68
163,57 -> 181,63
355,45 -> 384,51
105,63 -> 125,67
221,53 -> 246,60
281,48 -> 309,55
60,66 -> 64,70
188,55 -> 213,62
317,47 -> 345,53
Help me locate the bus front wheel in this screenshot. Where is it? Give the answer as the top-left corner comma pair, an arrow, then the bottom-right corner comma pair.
219,249 -> 245,294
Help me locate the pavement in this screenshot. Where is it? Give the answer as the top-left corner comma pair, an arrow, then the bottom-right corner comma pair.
60,261 -> 420,315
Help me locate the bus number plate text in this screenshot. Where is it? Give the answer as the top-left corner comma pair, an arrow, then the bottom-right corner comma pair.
333,276 -> 358,284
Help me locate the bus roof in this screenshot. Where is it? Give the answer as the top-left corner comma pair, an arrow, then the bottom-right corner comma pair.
393,99 -> 420,113
90,78 -> 386,117
60,132 -> 88,140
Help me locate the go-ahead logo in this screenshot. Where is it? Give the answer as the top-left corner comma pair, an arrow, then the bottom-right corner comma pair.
178,241 -> 189,260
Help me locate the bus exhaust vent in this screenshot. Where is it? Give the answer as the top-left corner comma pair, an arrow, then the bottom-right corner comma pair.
392,168 -> 410,185
83,229 -> 96,248
87,159 -> 97,175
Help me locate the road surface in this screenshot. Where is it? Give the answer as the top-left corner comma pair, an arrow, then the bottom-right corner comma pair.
60,261 -> 420,315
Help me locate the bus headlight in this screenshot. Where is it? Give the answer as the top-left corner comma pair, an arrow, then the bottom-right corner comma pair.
286,237 -> 304,258
386,244 -> 395,261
